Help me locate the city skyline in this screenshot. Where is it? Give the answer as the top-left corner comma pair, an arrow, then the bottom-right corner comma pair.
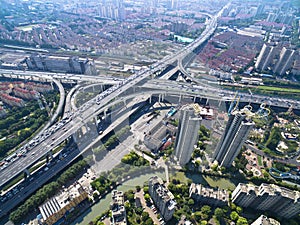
0,0 -> 300,224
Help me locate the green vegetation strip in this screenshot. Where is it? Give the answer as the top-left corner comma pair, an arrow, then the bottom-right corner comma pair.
2,174 -> 24,192
9,158 -> 90,224
255,86 -> 300,93
257,155 -> 262,166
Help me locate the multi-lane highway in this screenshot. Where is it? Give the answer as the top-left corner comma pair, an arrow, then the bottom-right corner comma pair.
0,4 -> 245,190
0,68 -> 122,84
143,80 -> 300,109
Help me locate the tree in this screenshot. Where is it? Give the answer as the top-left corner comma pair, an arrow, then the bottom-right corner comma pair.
214,208 -> 224,220
136,185 -> 141,192
230,211 -> 239,221
237,217 -> 248,225
193,211 -> 202,221
188,199 -> 194,206
142,211 -> 150,221
236,206 -> 243,214
200,205 -> 211,220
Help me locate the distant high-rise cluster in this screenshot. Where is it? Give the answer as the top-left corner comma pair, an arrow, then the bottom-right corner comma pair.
25,54 -> 97,75
98,0 -> 125,21
213,110 -> 254,168
174,106 -> 201,166
232,183 -> 300,219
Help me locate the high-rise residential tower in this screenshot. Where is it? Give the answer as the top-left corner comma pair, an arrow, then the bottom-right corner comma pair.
174,107 -> 201,166
255,43 -> 276,71
213,110 -> 254,168
274,47 -> 296,76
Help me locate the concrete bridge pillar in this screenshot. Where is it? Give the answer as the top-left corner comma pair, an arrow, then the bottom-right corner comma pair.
24,169 -> 30,177
58,152 -> 63,160
179,94 -> 182,103
218,100 -> 222,108
149,95 -> 152,104
47,151 -> 53,160
193,96 -> 197,102
206,98 -> 209,105
161,93 -> 165,102
158,94 -> 161,103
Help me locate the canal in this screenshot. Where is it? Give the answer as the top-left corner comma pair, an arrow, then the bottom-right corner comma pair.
72,170 -> 237,225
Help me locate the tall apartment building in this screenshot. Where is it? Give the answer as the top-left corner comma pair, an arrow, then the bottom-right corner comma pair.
189,183 -> 229,207
213,110 -> 254,168
273,47 -> 296,76
174,106 -> 201,166
232,183 -> 300,219
148,176 -> 176,221
111,190 -> 127,225
255,43 -> 276,71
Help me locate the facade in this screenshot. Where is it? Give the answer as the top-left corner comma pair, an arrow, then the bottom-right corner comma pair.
174,106 -> 201,165
189,183 -> 229,207
213,110 -> 254,168
111,190 -> 127,225
251,215 -> 280,225
232,183 -> 300,219
39,183 -> 88,225
148,176 -> 176,221
0,93 -> 24,107
26,54 -> 97,75
273,47 -> 296,76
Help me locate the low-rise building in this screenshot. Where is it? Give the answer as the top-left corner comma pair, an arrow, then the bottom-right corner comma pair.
189,183 -> 229,207
39,183 -> 88,225
251,215 -> 280,225
111,190 -> 127,225
0,93 -> 24,107
148,176 -> 176,221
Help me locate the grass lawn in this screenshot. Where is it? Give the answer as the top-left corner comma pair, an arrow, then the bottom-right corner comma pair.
255,86 -> 300,93
257,155 -> 262,166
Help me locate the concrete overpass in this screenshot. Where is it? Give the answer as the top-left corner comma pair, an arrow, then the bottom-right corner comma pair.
0,4 -> 234,189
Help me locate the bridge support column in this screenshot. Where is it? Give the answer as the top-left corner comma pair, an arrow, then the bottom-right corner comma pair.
158,94 -> 161,103
218,100 -> 222,108
161,94 -> 165,102
103,109 -> 107,119
179,94 -> 182,103
47,151 -> 53,160
24,169 -> 30,177
206,98 -> 209,105
193,96 -> 197,102
149,95 -> 152,104
58,152 -> 63,160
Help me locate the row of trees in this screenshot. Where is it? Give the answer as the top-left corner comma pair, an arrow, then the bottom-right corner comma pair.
9,159 -> 88,224
0,101 -> 49,159
121,151 -> 149,167
0,91 -> 59,159
90,175 -> 114,197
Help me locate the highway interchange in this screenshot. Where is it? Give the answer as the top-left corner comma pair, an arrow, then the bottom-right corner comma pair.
1,3 -> 300,220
